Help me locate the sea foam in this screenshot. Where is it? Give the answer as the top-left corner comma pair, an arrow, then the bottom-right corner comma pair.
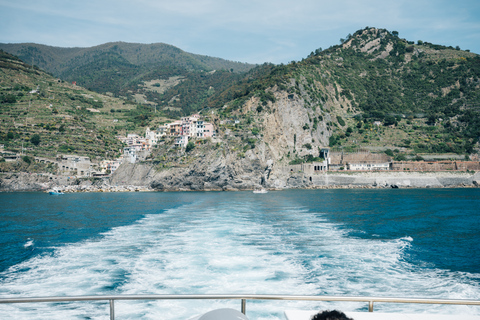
1,194 -> 479,320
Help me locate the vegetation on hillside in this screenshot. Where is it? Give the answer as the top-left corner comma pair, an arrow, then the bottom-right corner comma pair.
203,27 -> 480,157
0,50 -> 166,160
0,42 -> 256,118
1,27 -> 480,168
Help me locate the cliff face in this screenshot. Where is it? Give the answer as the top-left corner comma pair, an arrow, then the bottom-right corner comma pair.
110,143 -> 271,191
106,84 -> 480,191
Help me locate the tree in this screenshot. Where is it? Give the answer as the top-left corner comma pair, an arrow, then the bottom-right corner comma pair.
30,134 -> 41,146
346,127 -> 353,136
22,156 -> 32,164
392,31 -> 399,37
185,141 -> 195,152
384,115 -> 397,126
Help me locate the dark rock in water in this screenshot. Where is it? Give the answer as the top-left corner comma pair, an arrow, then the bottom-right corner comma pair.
391,184 -> 399,188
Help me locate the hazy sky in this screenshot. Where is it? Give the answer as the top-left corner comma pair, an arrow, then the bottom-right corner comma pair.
1,0 -> 479,64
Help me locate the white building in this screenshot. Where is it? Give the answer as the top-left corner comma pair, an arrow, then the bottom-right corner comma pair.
145,127 -> 167,146
174,135 -> 189,148
56,155 -> 95,176
181,116 -> 199,137
123,147 -> 137,164
346,162 -> 390,171
100,159 -> 122,174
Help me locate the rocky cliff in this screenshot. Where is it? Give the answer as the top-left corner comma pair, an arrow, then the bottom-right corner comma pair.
0,172 -> 110,192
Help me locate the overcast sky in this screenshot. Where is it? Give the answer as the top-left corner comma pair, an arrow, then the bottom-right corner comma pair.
1,0 -> 479,64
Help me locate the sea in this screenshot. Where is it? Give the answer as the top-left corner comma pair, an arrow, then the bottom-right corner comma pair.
0,189 -> 479,320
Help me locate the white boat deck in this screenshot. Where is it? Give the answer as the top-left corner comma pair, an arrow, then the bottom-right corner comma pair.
285,310 -> 480,320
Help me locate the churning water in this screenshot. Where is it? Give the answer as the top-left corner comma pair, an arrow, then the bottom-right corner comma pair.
1,189 -> 479,319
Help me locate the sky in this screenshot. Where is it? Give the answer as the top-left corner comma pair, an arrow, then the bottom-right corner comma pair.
1,0 -> 479,64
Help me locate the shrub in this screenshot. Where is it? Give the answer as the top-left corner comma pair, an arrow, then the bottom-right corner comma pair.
30,134 -> 41,146
22,156 -> 32,164
185,141 -> 195,152
289,157 -> 304,165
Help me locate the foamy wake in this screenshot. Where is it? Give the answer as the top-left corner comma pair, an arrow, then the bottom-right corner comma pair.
1,198 -> 479,320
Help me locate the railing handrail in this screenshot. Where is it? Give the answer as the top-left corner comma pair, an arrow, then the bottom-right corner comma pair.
2,294 -> 480,305
1,294 -> 479,319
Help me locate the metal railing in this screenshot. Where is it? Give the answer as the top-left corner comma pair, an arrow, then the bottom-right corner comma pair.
1,294 -> 480,320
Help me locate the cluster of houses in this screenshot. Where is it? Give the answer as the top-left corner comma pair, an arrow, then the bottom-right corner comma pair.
113,114 -> 216,166
1,115 -> 217,177
145,114 -> 216,148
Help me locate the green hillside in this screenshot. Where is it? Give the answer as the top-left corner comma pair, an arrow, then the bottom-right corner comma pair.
0,42 -> 255,75
0,49 -> 172,163
201,27 -> 480,157
0,42 -> 256,118
1,27 -> 480,171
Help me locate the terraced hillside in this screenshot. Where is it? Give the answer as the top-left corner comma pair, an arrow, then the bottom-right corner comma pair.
0,50 -> 167,161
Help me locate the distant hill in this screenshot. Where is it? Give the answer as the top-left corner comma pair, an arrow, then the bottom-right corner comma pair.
0,42 -> 256,117
0,41 -> 255,75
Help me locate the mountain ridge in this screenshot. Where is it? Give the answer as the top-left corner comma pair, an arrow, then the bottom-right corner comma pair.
0,41 -> 256,75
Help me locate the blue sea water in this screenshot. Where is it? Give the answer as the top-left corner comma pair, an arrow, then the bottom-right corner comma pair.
0,189 -> 479,319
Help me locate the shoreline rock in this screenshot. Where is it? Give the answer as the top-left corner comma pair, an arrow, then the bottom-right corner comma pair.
1,171 -> 479,192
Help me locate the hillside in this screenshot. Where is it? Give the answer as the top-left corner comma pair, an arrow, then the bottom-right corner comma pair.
0,42 -> 255,75
196,27 -> 480,162
0,42 -> 255,117
1,27 -> 480,191
0,49 -> 170,163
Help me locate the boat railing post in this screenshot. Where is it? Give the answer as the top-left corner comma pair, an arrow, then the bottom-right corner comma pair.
368,300 -> 374,312
110,299 -> 115,320
241,299 -> 246,315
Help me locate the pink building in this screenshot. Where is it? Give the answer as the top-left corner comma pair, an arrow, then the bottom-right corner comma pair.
196,121 -> 215,138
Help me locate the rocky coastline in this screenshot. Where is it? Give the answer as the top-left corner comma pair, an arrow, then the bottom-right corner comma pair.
1,169 -> 479,193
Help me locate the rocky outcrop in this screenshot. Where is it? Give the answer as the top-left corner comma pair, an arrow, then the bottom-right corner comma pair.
109,153 -> 480,191
0,172 -> 110,192
109,144 -> 270,191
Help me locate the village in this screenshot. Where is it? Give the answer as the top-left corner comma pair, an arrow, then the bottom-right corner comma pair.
0,113 -> 216,177
2,112 -> 480,179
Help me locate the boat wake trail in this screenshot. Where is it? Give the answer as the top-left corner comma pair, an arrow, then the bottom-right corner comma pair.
1,193 -> 479,320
